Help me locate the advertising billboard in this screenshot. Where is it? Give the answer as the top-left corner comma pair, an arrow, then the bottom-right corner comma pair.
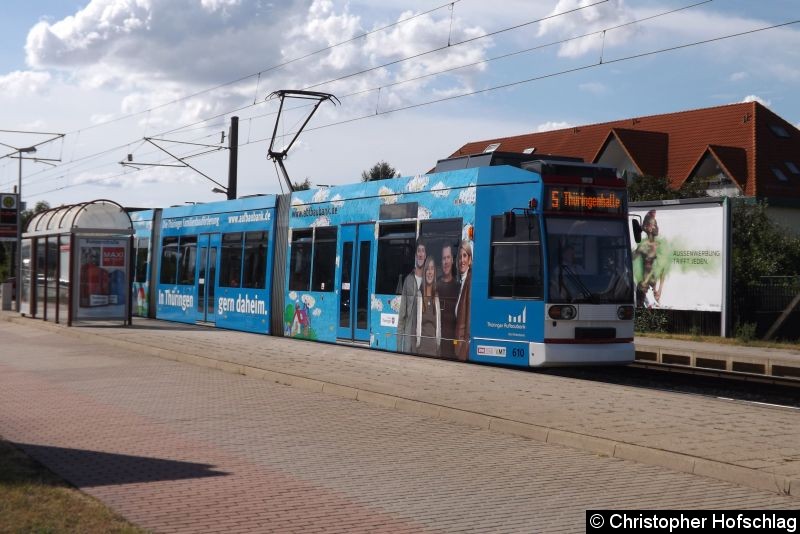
629,200 -> 728,313
75,237 -> 129,320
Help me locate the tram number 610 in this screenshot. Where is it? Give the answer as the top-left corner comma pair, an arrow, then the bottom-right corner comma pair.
512,348 -> 526,359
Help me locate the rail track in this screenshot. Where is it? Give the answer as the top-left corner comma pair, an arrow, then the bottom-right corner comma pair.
539,361 -> 800,409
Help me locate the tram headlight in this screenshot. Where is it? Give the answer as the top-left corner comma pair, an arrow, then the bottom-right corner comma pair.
548,305 -> 576,320
617,305 -> 634,320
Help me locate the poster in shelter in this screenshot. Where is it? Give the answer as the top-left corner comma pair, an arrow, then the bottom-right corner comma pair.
76,237 -> 129,319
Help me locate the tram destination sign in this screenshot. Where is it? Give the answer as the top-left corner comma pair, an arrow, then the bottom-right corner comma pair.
544,185 -> 625,215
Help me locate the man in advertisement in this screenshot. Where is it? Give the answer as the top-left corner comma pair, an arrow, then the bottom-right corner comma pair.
397,240 -> 426,353
454,240 -> 472,361
437,243 -> 458,359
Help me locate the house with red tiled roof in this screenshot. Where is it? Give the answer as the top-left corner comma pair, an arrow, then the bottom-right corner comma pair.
449,101 -> 800,227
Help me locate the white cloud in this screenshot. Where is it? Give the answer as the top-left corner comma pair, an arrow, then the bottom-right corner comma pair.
537,0 -> 636,58
742,94 -> 771,107
20,0 -> 491,132
25,0 -> 308,89
536,121 -> 572,132
283,1 -> 491,112
0,70 -> 52,97
730,71 -> 748,82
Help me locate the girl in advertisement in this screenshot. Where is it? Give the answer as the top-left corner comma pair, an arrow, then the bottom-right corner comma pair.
415,256 -> 441,356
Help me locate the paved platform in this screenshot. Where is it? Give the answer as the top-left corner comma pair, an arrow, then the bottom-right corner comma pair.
635,336 -> 800,379
2,312 -> 800,501
1,317 -> 799,533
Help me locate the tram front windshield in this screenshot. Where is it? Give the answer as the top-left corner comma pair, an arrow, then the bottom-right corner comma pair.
546,217 -> 633,304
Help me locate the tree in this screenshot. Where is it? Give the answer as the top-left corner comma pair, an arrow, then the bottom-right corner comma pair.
627,174 -> 708,202
20,200 -> 51,229
292,178 -> 312,191
361,161 -> 398,182
731,200 -> 800,291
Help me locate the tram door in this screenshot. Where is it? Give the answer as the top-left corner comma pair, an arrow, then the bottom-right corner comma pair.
197,233 -> 220,323
337,224 -> 373,342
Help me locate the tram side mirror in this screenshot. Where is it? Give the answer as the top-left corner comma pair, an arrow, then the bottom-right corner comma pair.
631,218 -> 642,243
503,211 -> 516,238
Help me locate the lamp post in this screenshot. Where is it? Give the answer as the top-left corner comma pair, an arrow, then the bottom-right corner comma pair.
15,146 -> 36,312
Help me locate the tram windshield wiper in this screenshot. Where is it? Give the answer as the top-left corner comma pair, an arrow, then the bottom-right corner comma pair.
561,265 -> 598,304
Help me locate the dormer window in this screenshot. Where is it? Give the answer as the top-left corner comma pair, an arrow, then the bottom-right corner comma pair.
483,143 -> 501,153
769,124 -> 790,138
772,167 -> 788,182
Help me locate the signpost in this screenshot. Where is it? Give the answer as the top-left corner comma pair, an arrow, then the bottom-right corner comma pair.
0,193 -> 18,242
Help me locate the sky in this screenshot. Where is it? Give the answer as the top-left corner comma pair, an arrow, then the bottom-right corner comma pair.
0,0 -> 798,209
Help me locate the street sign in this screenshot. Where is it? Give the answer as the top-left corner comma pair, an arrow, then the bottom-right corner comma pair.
0,193 -> 19,241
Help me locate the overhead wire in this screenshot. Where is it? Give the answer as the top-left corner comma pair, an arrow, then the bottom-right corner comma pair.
25,0 -> 606,188
19,1 -> 476,188
30,18 -> 799,198
10,0 -> 685,189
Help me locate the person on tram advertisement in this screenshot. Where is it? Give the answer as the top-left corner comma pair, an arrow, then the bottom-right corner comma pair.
414,256 -> 441,357
454,240 -> 472,361
437,243 -> 458,359
396,240 -> 426,353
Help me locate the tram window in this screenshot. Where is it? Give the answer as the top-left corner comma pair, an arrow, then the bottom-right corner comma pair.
289,229 -> 313,291
312,227 -> 337,292
135,238 -> 149,283
375,223 -> 416,295
489,216 -> 543,299
419,219 -> 462,282
242,231 -> 268,289
177,236 -> 197,285
160,236 -> 179,285
220,233 -> 243,288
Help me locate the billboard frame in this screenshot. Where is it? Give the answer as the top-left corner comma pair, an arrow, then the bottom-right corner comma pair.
630,197 -> 731,337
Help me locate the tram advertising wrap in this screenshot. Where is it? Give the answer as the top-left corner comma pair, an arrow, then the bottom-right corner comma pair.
136,155 -> 636,368
76,237 -> 129,320
155,197 -> 277,333
629,200 -> 727,312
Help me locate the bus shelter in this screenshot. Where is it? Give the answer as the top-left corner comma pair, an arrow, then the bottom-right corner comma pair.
20,200 -> 133,325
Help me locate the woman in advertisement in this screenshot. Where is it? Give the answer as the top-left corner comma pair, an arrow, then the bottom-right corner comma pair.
414,256 -> 441,356
454,240 -> 472,361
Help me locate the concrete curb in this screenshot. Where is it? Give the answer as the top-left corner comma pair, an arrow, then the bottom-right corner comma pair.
3,314 -> 798,498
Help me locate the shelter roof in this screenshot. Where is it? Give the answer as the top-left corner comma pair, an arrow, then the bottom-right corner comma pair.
24,199 -> 133,237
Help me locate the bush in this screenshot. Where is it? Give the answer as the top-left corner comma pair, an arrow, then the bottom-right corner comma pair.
634,308 -> 670,333
734,322 -> 757,343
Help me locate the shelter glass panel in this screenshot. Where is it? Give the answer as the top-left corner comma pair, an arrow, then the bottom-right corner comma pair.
58,235 -> 70,321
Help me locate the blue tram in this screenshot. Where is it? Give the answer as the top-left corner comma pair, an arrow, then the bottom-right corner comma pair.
133,153 -> 635,367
